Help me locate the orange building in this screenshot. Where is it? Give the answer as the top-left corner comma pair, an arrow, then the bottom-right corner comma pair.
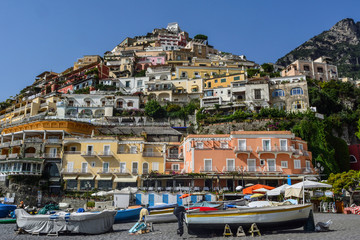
180,131 -> 316,190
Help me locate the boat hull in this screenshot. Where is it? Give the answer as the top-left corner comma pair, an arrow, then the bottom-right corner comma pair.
114,207 -> 142,223
145,208 -> 176,223
185,204 -> 312,235
0,204 -> 16,218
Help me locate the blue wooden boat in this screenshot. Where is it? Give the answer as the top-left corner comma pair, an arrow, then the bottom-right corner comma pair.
0,204 -> 17,218
114,206 -> 142,223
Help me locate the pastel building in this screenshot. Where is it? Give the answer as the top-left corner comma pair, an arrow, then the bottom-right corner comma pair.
181,131 -> 315,190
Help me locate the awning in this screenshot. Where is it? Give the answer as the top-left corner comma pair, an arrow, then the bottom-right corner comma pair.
114,176 -> 137,183
176,86 -> 184,89
191,85 -> 198,89
78,176 -> 95,180
96,175 -> 113,181
63,176 -> 77,180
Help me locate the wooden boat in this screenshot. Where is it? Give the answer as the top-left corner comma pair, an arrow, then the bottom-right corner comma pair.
114,206 -> 142,223
185,204 -> 312,235
145,207 -> 216,223
0,204 -> 16,218
16,209 -> 117,235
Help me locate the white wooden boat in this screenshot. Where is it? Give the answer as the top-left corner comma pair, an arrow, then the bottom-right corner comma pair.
145,208 -> 176,223
16,209 -> 117,235
185,204 -> 312,235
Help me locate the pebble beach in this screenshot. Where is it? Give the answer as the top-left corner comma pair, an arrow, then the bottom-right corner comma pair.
1,213 -> 359,240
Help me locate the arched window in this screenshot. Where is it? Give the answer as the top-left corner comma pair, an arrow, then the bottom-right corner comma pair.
290,87 -> 303,95
273,102 -> 286,111
272,89 -> 285,97
292,100 -> 305,110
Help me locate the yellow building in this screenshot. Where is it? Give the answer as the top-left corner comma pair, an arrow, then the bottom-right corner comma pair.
204,72 -> 246,89
61,136 -> 168,191
173,66 -> 245,80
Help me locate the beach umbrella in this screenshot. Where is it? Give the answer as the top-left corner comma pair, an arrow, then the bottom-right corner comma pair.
253,188 -> 269,193
250,193 -> 264,199
290,180 -> 332,189
179,193 -> 191,199
235,186 -> 243,191
243,184 -> 275,194
245,183 -> 254,187
266,184 -> 289,196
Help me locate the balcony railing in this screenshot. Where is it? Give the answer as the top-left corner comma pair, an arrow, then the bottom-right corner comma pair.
81,151 -> 97,157
24,153 -> 39,158
234,146 -> 252,153
113,168 -> 131,175
117,150 -> 138,154
24,138 -> 43,143
0,155 -> 7,160
97,151 -> 113,157
0,142 -> 11,148
302,167 -> 315,174
263,165 -> 283,173
199,166 -> 221,173
10,140 -> 23,146
167,153 -> 179,159
222,166 -> 241,172
142,152 -> 163,157
43,153 -> 61,159
256,146 -> 295,153
97,169 -> 112,174
245,166 -> 263,173
45,139 -> 62,144
8,153 -> 19,159
64,151 -> 81,155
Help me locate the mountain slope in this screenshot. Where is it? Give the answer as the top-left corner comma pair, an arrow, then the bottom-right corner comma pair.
277,18 -> 360,78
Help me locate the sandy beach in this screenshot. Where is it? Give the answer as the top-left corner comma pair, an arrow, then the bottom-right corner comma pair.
1,213 -> 359,240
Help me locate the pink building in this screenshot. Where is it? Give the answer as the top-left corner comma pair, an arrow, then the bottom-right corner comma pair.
136,56 -> 166,71
180,131 -> 315,190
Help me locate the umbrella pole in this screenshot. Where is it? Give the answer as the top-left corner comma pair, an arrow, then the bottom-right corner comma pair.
302,176 -> 305,205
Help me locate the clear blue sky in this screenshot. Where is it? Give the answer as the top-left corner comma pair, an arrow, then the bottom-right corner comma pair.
0,0 -> 359,101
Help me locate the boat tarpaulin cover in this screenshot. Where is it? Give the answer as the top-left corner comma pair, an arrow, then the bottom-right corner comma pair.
15,209 -> 117,234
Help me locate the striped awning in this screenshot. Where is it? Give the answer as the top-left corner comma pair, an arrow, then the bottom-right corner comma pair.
114,176 -> 137,183
96,175 -> 113,181
62,175 -> 77,180
78,176 -> 95,180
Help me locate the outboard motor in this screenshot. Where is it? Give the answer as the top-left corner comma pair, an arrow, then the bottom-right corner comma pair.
173,206 -> 186,236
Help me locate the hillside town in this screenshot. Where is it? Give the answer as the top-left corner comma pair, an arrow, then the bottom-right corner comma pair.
0,22 -> 358,209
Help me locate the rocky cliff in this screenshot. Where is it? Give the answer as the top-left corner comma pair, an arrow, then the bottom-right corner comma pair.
277,18 -> 360,78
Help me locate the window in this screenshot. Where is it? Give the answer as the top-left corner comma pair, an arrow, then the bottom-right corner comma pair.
132,162 -> 138,174
260,159 -> 265,166
317,67 -> 323,73
125,81 -> 130,88
130,146 -> 137,154
292,100 -> 304,110
247,159 -> 256,172
280,139 -> 287,151
91,161 -> 96,167
194,72 -> 200,78
103,162 -> 109,173
298,144 -> 304,150
137,80 -> 143,87
221,78 -> 226,83
127,101 -> 133,107
254,89 -> 261,99
294,160 -> 301,169
306,161 -> 311,170
281,161 -> 288,168
67,162 -> 74,172
215,80 -> 218,83
81,162 -> 88,173
68,100 -> 74,107
303,65 -> 310,71
85,100 -> 91,107
204,159 -> 212,171
290,87 -> 303,95
262,139 -> 271,151
116,101 -> 123,108
273,102 -> 286,110
171,164 -> 180,171
238,139 -> 246,151
70,146 -> 77,152
220,142 -> 228,149
143,162 -> 149,174
267,159 -> 276,171
152,162 -> 159,171
234,76 -> 240,80
226,159 -> 235,171
272,89 -> 285,97
195,142 -> 204,149
207,82 -> 211,88
120,162 -> 126,173
103,145 -> 110,155
87,145 -> 93,155
181,72 -> 187,78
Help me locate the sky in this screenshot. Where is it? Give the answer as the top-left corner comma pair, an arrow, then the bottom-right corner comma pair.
0,0 -> 359,101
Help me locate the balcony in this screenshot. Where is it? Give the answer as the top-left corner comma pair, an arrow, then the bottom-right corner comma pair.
24,153 -> 39,158
97,151 -> 114,157
165,168 -> 184,174
117,149 -> 137,154
45,139 -> 62,145
199,166 -> 221,173
142,152 -> 163,157
24,138 -> 43,143
61,169 -> 80,174
256,146 -> 294,157
0,155 -> 7,160
0,142 -> 11,148
222,166 -> 241,172
166,153 -> 179,159
10,140 -> 23,147
97,169 -> 113,175
81,151 -> 97,157
263,166 -> 283,174
43,153 -> 61,159
113,168 -> 131,175
245,166 -> 263,173
234,146 -> 253,157
64,151 -> 81,155
8,153 -> 19,159
302,167 -> 316,174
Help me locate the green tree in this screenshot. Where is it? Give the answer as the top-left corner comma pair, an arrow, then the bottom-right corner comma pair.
261,63 -> 274,73
327,170 -> 360,205
246,69 -> 260,78
144,100 -> 166,119
193,34 -> 208,41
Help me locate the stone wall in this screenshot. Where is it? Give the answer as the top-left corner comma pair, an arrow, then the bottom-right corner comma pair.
198,120 -> 271,134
